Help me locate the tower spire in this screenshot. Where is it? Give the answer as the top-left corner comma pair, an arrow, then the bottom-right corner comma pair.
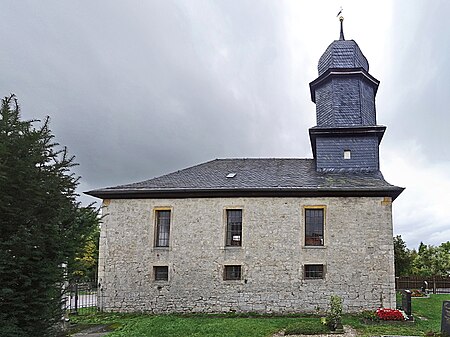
336,7 -> 345,40
339,15 -> 345,40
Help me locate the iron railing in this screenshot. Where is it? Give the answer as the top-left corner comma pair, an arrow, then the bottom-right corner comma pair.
65,280 -> 98,314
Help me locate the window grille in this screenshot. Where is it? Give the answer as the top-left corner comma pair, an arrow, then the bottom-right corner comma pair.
305,208 -> 324,246
154,266 -> 169,281
155,210 -> 171,247
226,209 -> 242,246
224,265 -> 241,280
304,264 -> 324,279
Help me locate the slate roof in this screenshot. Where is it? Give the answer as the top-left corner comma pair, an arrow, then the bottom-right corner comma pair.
318,40 -> 369,76
86,158 -> 404,200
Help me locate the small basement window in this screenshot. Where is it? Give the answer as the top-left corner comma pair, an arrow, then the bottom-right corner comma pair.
343,150 -> 351,160
304,264 -> 324,279
154,266 -> 169,281
224,265 -> 241,280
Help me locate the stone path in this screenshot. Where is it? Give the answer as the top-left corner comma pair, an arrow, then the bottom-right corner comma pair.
71,324 -> 111,337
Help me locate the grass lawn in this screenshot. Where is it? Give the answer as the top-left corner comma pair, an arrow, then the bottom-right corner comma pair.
71,294 -> 450,337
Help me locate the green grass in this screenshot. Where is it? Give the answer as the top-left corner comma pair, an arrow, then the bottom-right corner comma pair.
344,294 -> 450,336
71,294 -> 450,337
284,318 -> 330,335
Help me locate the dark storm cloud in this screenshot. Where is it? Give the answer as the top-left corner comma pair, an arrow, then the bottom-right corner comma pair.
1,1 -> 449,247
0,1 -> 308,190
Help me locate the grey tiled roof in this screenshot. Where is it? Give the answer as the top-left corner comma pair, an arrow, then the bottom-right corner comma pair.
87,158 -> 404,199
318,40 -> 369,76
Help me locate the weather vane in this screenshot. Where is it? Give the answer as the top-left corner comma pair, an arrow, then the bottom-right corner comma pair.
336,6 -> 345,40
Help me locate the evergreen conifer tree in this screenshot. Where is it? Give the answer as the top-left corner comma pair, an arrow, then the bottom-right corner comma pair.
0,94 -> 98,336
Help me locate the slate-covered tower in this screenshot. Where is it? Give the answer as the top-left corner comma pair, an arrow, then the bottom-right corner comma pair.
309,18 -> 385,171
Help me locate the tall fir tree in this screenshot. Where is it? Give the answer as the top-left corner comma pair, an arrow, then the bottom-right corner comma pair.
0,95 -> 98,336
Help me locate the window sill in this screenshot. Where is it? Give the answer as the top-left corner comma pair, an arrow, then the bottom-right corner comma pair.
303,278 -> 325,281
152,247 -> 171,252
224,245 -> 243,249
223,279 -> 245,284
302,245 -> 326,249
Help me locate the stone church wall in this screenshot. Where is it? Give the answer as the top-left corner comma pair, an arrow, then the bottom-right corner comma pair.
97,196 -> 395,313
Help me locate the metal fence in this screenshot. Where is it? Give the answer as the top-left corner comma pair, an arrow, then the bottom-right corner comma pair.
396,276 -> 450,294
65,280 -> 98,314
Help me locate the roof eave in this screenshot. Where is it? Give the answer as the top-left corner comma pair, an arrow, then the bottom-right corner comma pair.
309,67 -> 380,102
85,186 -> 404,201
309,125 -> 386,158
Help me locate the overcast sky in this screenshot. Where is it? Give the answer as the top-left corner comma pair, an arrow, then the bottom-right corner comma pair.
1,0 -> 449,249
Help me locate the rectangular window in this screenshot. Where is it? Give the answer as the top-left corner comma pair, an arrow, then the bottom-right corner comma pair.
154,266 -> 169,281
304,264 -> 324,279
226,209 -> 242,246
155,210 -> 171,247
305,208 -> 324,246
224,265 -> 241,280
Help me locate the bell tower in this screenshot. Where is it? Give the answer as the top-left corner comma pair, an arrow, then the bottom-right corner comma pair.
309,17 -> 386,171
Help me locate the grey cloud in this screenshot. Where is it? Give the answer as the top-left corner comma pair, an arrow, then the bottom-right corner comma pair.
1,1 -> 448,247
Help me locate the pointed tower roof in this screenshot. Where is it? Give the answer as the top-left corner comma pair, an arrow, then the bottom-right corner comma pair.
317,17 -> 369,75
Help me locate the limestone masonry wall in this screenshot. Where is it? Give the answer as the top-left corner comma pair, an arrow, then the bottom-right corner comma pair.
98,196 -> 395,313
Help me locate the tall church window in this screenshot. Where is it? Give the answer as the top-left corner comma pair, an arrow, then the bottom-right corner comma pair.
226,209 -> 242,246
305,207 -> 324,246
155,210 -> 171,247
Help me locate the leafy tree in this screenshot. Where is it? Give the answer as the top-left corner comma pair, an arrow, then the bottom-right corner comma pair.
411,241 -> 450,276
393,235 -> 414,276
69,216 -> 100,281
0,95 -> 99,337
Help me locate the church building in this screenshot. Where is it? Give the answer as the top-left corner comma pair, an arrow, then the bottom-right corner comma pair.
87,20 -> 403,313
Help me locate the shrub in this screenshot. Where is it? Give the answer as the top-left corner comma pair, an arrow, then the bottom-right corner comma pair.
326,295 -> 343,331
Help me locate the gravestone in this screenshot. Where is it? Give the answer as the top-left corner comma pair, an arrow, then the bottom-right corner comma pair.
442,301 -> 450,335
402,290 -> 412,318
